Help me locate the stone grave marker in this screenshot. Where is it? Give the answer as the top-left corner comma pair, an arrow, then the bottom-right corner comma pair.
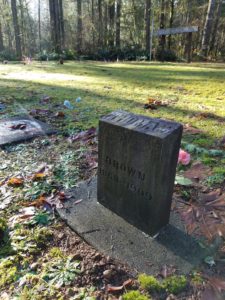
98,110 -> 183,236
57,111 -> 217,274
0,116 -> 56,146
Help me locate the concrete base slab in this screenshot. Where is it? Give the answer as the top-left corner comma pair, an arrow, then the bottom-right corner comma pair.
57,177 -> 219,275
0,116 -> 56,146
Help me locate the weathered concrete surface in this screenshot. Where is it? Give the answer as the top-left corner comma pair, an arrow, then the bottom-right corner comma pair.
0,116 -> 56,146
57,177 -> 218,275
98,110 -> 183,236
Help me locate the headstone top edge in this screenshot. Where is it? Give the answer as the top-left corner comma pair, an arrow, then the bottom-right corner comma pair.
100,110 -> 182,137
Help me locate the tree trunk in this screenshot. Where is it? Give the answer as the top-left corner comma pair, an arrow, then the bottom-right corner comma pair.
159,0 -> 166,57
168,0 -> 175,49
115,0 -> 121,49
24,1 -> 35,56
209,0 -> 222,54
201,0 -> 216,58
77,0 -> 82,54
98,0 -> 103,47
59,0 -> 65,50
18,0 -> 25,54
49,0 -> 56,50
103,1 -> 108,47
145,0 -> 151,55
54,0 -> 61,52
38,0 -> 41,52
108,0 -> 115,48
91,0 -> 95,46
11,0 -> 22,59
0,22 -> 4,52
49,0 -> 64,53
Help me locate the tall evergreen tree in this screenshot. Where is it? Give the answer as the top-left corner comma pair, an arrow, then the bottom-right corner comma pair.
145,0 -> 151,54
0,21 -> 4,51
201,0 -> 216,58
98,0 -> 103,47
108,0 -> 115,48
77,0 -> 82,53
49,0 -> 64,53
116,0 -> 121,49
11,0 -> 22,59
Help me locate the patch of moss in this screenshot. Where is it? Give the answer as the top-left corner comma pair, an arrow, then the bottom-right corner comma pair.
213,167 -> 225,176
10,225 -> 53,255
138,274 -> 162,292
194,138 -> 214,148
16,275 -> 62,300
205,174 -> 225,186
0,257 -> 19,288
201,156 -> 217,166
138,274 -> 187,296
49,247 -> 64,258
191,272 -> 204,286
162,275 -> 187,295
33,227 -> 53,247
123,290 -> 150,300
0,242 -> 15,258
0,217 -> 7,243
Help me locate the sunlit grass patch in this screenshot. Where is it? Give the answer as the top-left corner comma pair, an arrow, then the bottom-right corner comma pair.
0,61 -> 224,139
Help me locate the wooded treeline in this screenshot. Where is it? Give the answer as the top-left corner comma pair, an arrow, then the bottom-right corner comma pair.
0,0 -> 225,61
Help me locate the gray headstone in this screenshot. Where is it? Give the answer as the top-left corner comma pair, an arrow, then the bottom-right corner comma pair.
98,110 -> 183,236
0,116 -> 56,146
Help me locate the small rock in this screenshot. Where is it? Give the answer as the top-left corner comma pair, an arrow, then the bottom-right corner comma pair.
166,295 -> 177,300
0,292 -> 10,300
94,253 -> 102,261
30,262 -> 39,270
110,264 -> 116,270
103,269 -> 114,279
99,259 -> 106,266
106,256 -> 112,263
72,253 -> 83,261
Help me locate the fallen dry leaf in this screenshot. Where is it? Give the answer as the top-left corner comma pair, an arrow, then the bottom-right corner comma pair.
30,108 -> 52,117
55,111 -> 65,118
7,178 -> 24,187
9,123 -> 27,130
74,199 -> 83,205
207,277 -> 225,292
183,124 -> 204,135
57,191 -> 66,201
200,190 -> 222,203
144,98 -> 168,110
45,191 -> 68,209
19,206 -> 36,219
69,127 -> 97,143
201,287 -> 220,300
123,279 -> 133,288
177,190 -> 225,241
32,173 -> 46,181
106,279 -> 133,292
159,265 -> 177,279
147,97 -> 156,104
195,112 -> 225,122
184,162 -> 211,182
22,196 -> 46,208
106,285 -> 124,292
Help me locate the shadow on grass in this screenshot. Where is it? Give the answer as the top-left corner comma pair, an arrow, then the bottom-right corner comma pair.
37,61 -> 225,85
0,77 -> 224,141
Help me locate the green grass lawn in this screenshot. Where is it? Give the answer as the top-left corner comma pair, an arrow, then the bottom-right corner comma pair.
0,61 -> 225,299
0,61 -> 224,140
